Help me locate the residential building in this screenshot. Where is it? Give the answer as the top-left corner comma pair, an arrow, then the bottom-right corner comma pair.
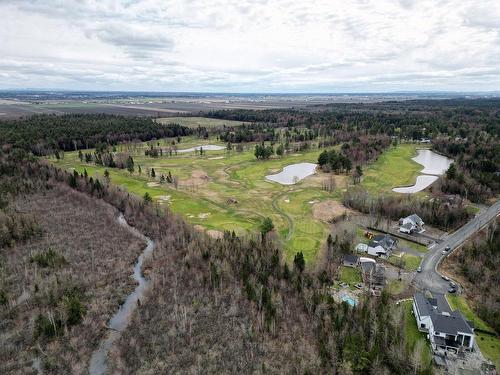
367,234 -> 397,256
412,293 -> 475,352
343,254 -> 359,267
399,214 -> 425,234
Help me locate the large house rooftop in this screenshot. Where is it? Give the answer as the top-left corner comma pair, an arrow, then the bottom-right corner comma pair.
431,310 -> 474,336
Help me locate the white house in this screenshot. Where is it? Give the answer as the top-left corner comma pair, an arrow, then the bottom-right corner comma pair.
367,234 -> 397,257
412,293 -> 475,352
399,214 -> 425,234
413,292 -> 437,331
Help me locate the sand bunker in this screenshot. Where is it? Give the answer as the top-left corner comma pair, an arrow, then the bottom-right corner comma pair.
147,182 -> 159,187
208,156 -> 224,160
198,213 -> 211,219
312,200 -> 352,222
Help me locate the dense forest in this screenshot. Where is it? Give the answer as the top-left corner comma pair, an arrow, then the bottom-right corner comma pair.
0,114 -> 191,155
453,222 -> 500,334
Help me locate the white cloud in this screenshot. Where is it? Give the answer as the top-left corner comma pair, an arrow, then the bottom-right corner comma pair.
0,0 -> 499,91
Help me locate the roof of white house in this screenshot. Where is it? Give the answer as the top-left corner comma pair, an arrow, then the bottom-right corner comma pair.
405,214 -> 424,225
431,310 -> 473,335
414,293 -> 473,336
401,222 -> 414,230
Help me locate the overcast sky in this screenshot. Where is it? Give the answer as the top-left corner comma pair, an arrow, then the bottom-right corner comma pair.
1,0 -> 500,92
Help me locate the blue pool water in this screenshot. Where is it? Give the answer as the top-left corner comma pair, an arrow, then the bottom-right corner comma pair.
341,295 -> 358,306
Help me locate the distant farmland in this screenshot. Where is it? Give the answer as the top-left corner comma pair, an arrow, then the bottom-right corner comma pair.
156,116 -> 249,128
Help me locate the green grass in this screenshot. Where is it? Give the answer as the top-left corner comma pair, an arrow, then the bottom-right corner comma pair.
49,137 -> 333,262
361,144 -> 424,193
466,205 -> 481,215
156,116 -> 248,128
447,295 -> 500,369
386,280 -> 408,296
476,333 -> 500,370
401,301 -> 433,369
388,253 -> 421,271
339,266 -> 362,286
446,295 -> 493,333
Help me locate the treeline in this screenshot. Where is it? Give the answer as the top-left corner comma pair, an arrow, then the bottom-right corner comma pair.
0,114 -> 192,155
434,137 -> 499,202
455,222 -> 500,334
0,148 -> 44,248
342,188 -> 472,231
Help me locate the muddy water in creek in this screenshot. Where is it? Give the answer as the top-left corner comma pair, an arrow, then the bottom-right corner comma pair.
89,214 -> 154,375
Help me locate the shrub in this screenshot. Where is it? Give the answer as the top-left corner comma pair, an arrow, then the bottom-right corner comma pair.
30,248 -> 66,268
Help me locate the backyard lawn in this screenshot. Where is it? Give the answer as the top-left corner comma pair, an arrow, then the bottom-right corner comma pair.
388,253 -> 421,272
401,301 -> 433,370
339,266 -> 362,286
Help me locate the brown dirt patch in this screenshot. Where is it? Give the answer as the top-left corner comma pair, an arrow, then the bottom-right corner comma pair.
312,200 -> 353,222
180,170 -> 211,187
206,230 -> 224,239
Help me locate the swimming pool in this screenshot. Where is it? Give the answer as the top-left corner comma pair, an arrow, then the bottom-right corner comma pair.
341,294 -> 358,307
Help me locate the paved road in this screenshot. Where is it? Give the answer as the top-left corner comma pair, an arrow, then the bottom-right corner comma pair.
413,200 -> 500,294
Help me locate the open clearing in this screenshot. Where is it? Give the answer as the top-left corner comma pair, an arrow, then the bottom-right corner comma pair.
361,144 -> 425,193
50,136 -> 338,262
155,116 -> 249,128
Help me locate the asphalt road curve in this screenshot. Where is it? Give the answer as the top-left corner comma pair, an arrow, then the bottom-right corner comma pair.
414,200 -> 500,294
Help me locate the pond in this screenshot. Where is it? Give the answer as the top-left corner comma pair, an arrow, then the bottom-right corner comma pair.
177,144 -> 225,153
265,162 -> 317,185
392,149 -> 453,194
412,149 -> 454,175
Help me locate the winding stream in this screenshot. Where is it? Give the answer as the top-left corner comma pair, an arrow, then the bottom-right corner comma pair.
89,214 -> 155,375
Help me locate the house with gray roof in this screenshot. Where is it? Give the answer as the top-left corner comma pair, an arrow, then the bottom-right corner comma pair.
412,293 -> 475,352
399,214 -> 425,234
343,254 -> 359,267
367,234 -> 397,257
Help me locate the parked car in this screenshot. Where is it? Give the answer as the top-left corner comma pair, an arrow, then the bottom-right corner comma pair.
442,275 -> 450,281
449,282 -> 456,288
417,266 -> 422,273
444,246 -> 451,251
448,288 -> 457,293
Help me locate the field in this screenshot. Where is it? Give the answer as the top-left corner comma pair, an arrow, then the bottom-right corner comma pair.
50,137 -> 346,262
361,144 -> 424,193
447,295 -> 500,369
156,116 -> 249,128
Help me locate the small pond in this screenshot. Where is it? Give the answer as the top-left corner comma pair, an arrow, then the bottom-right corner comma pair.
265,162 -> 317,185
412,149 -> 453,175
392,175 -> 439,194
392,149 -> 453,194
178,144 -> 225,153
